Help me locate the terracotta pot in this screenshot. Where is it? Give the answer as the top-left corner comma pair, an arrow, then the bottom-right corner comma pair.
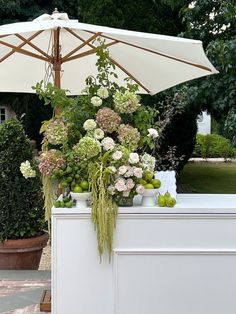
0,233 -> 48,270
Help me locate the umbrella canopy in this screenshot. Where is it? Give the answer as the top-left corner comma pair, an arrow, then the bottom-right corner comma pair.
0,9 -> 218,95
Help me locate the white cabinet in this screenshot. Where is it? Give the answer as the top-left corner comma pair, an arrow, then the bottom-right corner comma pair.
52,194 -> 236,314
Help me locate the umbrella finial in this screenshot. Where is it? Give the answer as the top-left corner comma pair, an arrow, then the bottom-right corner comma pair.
52,8 -> 59,14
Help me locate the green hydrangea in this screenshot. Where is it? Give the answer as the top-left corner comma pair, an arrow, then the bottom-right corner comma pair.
113,90 -> 140,114
73,137 -> 101,160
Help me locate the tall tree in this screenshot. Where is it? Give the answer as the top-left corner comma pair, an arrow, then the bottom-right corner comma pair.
182,0 -> 236,145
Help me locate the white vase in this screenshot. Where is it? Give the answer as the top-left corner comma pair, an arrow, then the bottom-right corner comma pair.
154,170 -> 177,199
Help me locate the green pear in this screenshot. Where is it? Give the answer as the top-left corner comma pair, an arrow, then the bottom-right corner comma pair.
157,194 -> 166,207
164,191 -> 171,198
166,197 -> 176,208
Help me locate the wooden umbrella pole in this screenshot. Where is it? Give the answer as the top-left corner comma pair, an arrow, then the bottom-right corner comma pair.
53,27 -> 61,116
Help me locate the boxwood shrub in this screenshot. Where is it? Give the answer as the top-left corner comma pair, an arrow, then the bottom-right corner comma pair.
0,118 -> 45,241
193,134 -> 236,159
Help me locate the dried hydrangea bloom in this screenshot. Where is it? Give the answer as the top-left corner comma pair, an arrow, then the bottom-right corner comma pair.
45,119 -> 68,145
113,90 -> 140,114
117,124 -> 140,150
96,107 -> 121,133
39,149 -> 66,176
73,137 -> 101,160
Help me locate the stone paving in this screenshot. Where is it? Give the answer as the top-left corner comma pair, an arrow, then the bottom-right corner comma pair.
0,271 -> 51,314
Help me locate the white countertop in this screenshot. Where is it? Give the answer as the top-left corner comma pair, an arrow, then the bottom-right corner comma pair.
52,194 -> 236,215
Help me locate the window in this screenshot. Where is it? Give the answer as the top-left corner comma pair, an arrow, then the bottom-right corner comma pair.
0,106 -> 6,123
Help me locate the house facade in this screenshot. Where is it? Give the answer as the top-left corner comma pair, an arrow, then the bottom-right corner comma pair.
0,105 -> 15,124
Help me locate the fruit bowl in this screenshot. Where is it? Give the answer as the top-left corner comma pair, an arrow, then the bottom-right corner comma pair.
70,192 -> 91,208
141,189 -> 159,207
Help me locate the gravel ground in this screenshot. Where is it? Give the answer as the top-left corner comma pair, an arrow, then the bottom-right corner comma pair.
39,243 -> 51,270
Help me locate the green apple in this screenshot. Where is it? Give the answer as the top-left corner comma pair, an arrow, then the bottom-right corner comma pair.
144,183 -> 154,189
80,180 -> 89,191
61,181 -> 68,188
73,185 -> 83,193
143,171 -> 154,183
54,200 -> 61,208
66,176 -> 73,183
139,179 -> 147,186
66,166 -> 73,174
151,178 -> 161,189
65,201 -> 73,208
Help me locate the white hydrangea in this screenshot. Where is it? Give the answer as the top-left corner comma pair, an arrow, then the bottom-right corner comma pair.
91,96 -> 102,107
101,137 -> 115,151
141,153 -> 156,172
93,128 -> 104,140
112,150 -> 123,160
148,128 -> 159,139
129,152 -> 139,164
97,87 -> 109,99
20,160 -> 36,179
83,119 -> 97,131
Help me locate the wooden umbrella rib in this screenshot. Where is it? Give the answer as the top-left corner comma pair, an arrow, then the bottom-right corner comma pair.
0,40 -> 50,62
110,57 -> 150,93
63,41 -> 118,63
62,32 -> 102,62
0,30 -> 44,63
65,28 -> 95,49
87,31 -> 212,73
15,33 -> 51,59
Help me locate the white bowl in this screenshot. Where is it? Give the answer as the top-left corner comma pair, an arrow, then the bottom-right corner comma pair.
70,192 -> 91,207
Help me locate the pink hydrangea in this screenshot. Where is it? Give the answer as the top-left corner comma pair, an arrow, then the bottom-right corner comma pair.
136,184 -> 145,195
112,150 -> 123,160
123,190 -> 131,197
39,149 -> 66,176
118,165 -> 128,175
96,107 -> 121,133
117,124 -> 140,150
45,119 -> 68,145
126,178 -> 135,189
115,178 -> 127,192
132,167 -> 143,178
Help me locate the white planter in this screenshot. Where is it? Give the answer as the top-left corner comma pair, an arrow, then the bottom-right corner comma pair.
155,170 -> 177,199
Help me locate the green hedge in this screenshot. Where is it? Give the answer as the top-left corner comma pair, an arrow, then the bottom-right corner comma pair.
193,134 -> 236,159
0,118 -> 45,241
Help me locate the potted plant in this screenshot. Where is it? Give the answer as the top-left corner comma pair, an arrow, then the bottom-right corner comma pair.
0,118 -> 48,270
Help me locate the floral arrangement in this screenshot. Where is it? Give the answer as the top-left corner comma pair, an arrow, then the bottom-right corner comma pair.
25,41 -> 160,258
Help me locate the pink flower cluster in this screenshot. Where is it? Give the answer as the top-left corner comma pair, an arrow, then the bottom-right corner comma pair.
117,124 -> 141,150
39,149 -> 66,176
96,107 -> 121,133
45,119 -> 68,145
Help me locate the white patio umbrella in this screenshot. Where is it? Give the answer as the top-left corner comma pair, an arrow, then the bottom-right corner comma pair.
0,9 -> 218,95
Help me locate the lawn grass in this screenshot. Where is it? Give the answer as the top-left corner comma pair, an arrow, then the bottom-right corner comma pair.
179,162 -> 236,194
